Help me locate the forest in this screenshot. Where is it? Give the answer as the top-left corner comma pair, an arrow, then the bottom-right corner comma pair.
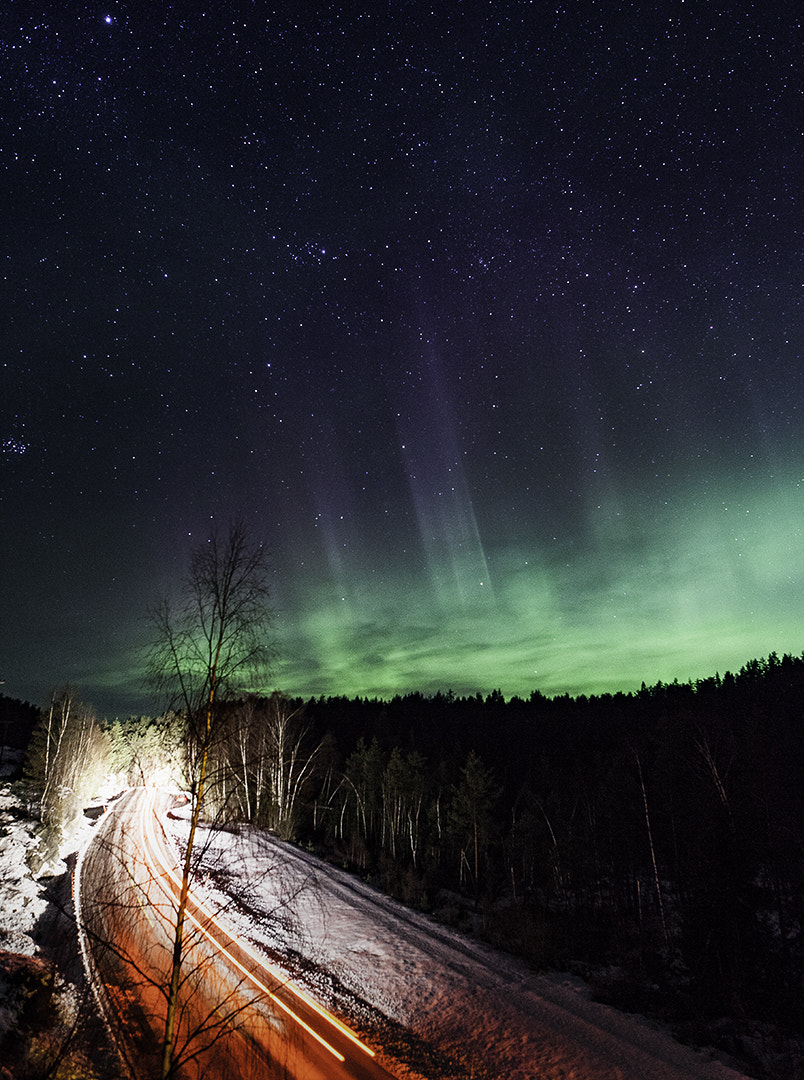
13,651 -> 804,1077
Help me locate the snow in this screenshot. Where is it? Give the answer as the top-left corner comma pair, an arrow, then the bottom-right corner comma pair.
0,767 -> 100,956
0,777 -> 754,1080
0,767 -> 50,956
163,811 -> 752,1080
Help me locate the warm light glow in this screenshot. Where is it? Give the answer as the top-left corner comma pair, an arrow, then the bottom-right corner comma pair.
138,788 -> 376,1062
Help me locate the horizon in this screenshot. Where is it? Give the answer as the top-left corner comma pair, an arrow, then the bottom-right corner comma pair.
4,645 -> 799,721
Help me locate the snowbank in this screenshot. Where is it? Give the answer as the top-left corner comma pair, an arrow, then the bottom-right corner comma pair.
170,817 -> 752,1080
0,782 -> 757,1080
0,777 -> 105,955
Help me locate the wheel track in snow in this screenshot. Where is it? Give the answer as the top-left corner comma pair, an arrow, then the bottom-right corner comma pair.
182,820 -> 526,997
172,820 -> 751,1080
254,832 -> 524,990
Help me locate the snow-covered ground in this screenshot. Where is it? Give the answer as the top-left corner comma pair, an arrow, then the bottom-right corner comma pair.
0,791 -> 50,957
0,776 -> 756,1080
0,773 -> 101,949
163,810 -> 752,1080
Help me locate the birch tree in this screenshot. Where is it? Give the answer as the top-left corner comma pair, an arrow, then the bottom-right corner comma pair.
258,692 -> 320,838
144,521 -> 274,1080
24,687 -> 110,841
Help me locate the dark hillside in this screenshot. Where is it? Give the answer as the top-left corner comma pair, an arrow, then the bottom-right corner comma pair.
290,654 -> 804,1079
0,695 -> 39,751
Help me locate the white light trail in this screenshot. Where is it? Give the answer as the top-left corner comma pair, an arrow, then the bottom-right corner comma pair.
138,788 -> 376,1064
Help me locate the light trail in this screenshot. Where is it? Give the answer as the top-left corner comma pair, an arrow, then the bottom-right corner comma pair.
138,788 -> 377,1065
138,789 -> 345,1062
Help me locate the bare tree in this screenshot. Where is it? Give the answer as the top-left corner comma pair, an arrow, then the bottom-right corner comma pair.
23,687 -> 112,865
75,787 -> 316,1080
260,693 -> 321,839
144,520 -> 274,1079
208,693 -> 322,837
632,748 -> 670,950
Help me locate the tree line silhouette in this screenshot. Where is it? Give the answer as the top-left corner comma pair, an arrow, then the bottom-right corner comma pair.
13,650 -> 804,1077
288,654 -> 804,1076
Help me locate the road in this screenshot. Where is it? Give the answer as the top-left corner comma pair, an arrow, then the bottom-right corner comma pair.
193,827 -> 751,1080
76,787 -> 399,1080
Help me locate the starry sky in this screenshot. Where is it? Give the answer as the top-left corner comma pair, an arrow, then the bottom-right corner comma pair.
2,2 -> 802,717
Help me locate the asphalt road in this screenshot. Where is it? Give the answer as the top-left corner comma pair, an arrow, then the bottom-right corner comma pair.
76,787 -> 398,1080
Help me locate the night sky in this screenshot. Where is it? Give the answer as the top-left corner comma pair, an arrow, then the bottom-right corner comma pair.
2,2 -> 802,717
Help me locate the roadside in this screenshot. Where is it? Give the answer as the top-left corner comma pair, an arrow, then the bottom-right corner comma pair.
165,810 -> 755,1080
0,779 -> 782,1080
0,765 -> 117,1079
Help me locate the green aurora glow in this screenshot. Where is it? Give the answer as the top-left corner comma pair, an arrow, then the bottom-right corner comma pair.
2,4 -> 802,717
274,472 -> 804,700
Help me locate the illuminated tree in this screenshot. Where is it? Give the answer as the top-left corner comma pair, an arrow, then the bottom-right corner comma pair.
214,693 -> 321,837
23,686 -> 111,865
106,712 -> 188,788
144,520 -> 274,1079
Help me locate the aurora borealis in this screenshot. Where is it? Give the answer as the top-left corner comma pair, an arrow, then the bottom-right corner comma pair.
2,3 -> 802,715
